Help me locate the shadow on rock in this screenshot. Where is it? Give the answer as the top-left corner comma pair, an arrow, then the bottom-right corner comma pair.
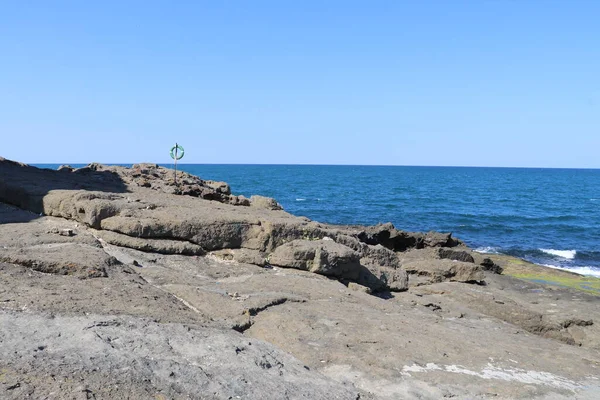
0,158 -> 128,220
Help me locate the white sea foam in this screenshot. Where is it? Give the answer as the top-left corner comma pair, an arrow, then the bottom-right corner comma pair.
295,198 -> 306,201
474,246 -> 500,254
541,264 -> 600,278
540,249 -> 576,259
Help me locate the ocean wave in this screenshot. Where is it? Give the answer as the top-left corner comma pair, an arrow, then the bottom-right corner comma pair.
539,249 -> 576,259
296,198 -> 306,201
541,264 -> 600,278
574,250 -> 600,261
474,246 -> 501,254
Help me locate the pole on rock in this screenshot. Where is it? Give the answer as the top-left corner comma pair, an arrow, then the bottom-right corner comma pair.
174,143 -> 178,186
169,143 -> 185,188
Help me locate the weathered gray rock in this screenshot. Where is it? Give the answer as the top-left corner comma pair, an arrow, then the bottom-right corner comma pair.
422,231 -> 462,248
437,248 -> 475,263
357,222 -> 419,251
43,191 -> 125,228
269,239 -> 361,280
250,195 -> 283,210
0,311 -> 360,400
347,281 -> 372,294
0,246 -> 118,278
204,179 -> 231,195
229,194 -> 252,206
93,229 -> 206,256
355,223 -> 462,252
0,213 -> 121,278
129,163 -> 235,202
4,158 -> 600,400
210,248 -> 267,266
358,262 -> 409,292
403,259 -> 485,286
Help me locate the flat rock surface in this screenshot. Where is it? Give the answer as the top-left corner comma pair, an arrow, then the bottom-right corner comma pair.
2,159 -> 600,399
0,312 -> 358,400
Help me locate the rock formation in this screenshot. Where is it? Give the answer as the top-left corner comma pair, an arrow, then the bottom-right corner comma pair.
1,157 -> 599,400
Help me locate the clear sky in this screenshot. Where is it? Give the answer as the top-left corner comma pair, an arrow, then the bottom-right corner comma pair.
1,1 -> 598,167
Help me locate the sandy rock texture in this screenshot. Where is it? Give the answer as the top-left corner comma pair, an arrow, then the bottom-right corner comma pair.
1,158 -> 600,399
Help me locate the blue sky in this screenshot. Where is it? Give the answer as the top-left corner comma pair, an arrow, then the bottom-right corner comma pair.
1,1 -> 598,167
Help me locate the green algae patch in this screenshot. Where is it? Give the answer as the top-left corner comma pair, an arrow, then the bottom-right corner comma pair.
509,273 -> 600,295
479,253 -> 600,296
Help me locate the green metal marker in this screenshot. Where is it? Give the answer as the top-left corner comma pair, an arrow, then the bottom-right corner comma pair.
170,143 -> 185,185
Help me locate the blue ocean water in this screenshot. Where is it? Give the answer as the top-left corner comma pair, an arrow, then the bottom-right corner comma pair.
37,164 -> 600,276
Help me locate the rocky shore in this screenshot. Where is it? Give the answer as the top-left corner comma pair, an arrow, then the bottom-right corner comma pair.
1,157 -> 599,399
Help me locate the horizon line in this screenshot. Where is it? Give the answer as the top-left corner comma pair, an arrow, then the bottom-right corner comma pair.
27,161 -> 600,171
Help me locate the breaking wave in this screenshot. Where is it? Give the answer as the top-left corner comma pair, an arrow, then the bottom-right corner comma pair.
541,264 -> 600,278
474,246 -> 501,254
539,249 -> 577,259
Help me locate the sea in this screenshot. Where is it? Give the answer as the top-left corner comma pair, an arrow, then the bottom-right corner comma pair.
37,164 -> 600,277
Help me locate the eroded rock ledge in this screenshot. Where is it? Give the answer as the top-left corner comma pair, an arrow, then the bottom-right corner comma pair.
0,158 -> 485,293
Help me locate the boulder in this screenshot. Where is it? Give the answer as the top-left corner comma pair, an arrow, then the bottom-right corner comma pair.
438,248 -> 475,263
250,195 -> 283,210
268,239 -> 361,280
403,259 -> 485,286
358,262 -> 409,292
422,231 -> 462,248
362,243 -> 402,267
204,179 -> 231,195
357,222 -> 418,251
229,195 -> 251,206
481,257 -> 503,274
358,244 -> 408,292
